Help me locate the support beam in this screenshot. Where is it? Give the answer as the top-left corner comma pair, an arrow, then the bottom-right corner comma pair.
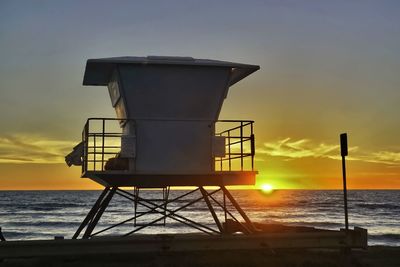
123,189 -> 222,236
200,187 -> 223,233
221,187 -> 258,234
73,186 -> 256,238
82,187 -> 116,239
72,187 -> 110,239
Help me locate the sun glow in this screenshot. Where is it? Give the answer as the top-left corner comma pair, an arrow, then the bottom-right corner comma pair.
260,184 -> 274,193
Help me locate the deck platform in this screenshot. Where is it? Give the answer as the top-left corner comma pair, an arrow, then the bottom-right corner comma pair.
83,171 -> 257,187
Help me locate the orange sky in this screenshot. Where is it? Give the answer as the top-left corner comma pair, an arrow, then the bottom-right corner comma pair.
1,154 -> 399,190
0,1 -> 399,190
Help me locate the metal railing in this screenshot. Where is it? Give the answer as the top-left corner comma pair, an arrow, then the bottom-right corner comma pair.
81,118 -> 255,173
82,118 -> 128,173
214,120 -> 255,171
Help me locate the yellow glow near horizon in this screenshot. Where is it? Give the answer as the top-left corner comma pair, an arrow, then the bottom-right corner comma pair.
260,184 -> 273,193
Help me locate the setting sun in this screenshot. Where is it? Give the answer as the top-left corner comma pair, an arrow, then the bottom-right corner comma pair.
260,184 -> 273,193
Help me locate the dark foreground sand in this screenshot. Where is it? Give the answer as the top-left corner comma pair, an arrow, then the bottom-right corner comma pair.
1,246 -> 399,267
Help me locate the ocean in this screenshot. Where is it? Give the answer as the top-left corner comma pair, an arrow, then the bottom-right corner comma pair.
0,190 -> 399,246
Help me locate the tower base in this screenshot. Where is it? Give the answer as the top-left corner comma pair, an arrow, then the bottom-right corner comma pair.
73,186 -> 258,239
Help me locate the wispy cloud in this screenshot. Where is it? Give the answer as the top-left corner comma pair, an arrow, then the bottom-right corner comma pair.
366,151 -> 400,165
0,135 -> 76,163
257,138 -> 400,166
2,134 -> 399,167
257,138 -> 344,160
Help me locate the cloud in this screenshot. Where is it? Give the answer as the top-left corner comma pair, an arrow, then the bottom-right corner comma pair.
0,135 -> 77,163
2,134 -> 399,167
257,138 -> 343,160
364,151 -> 400,165
257,138 -> 399,166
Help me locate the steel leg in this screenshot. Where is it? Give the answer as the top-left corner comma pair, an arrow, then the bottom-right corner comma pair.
72,187 -> 110,239
82,187 -> 116,239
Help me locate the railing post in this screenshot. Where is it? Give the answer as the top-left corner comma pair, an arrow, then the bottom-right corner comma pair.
84,121 -> 89,173
250,122 -> 255,171
240,122 -> 243,171
101,119 -> 105,171
250,134 -> 255,171
81,126 -> 85,174
220,142 -> 223,171
93,134 -> 96,171
228,130 -> 231,171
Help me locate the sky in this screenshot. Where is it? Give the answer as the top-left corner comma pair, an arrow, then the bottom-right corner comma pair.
0,0 -> 399,190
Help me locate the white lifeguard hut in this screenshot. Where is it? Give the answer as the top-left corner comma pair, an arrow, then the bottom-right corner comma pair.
67,56 -> 260,238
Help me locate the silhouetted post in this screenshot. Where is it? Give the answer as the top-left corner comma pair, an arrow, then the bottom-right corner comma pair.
340,133 -> 349,231
0,227 -> 6,241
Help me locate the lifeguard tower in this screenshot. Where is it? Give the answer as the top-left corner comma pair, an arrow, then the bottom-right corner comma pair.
67,56 -> 260,239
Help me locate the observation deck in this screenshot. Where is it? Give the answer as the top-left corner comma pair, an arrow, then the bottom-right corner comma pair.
79,118 -> 257,187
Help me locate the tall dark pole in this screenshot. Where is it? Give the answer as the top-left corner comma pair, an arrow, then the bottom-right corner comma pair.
340,133 -> 349,231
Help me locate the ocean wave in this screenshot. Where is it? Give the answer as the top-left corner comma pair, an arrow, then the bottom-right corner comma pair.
5,221 -> 80,227
8,202 -> 86,210
2,211 -> 86,217
356,203 -> 400,210
370,233 -> 400,241
1,231 -> 66,241
1,231 -> 32,238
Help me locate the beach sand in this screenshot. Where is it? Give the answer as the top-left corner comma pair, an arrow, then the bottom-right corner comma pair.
1,246 -> 399,267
